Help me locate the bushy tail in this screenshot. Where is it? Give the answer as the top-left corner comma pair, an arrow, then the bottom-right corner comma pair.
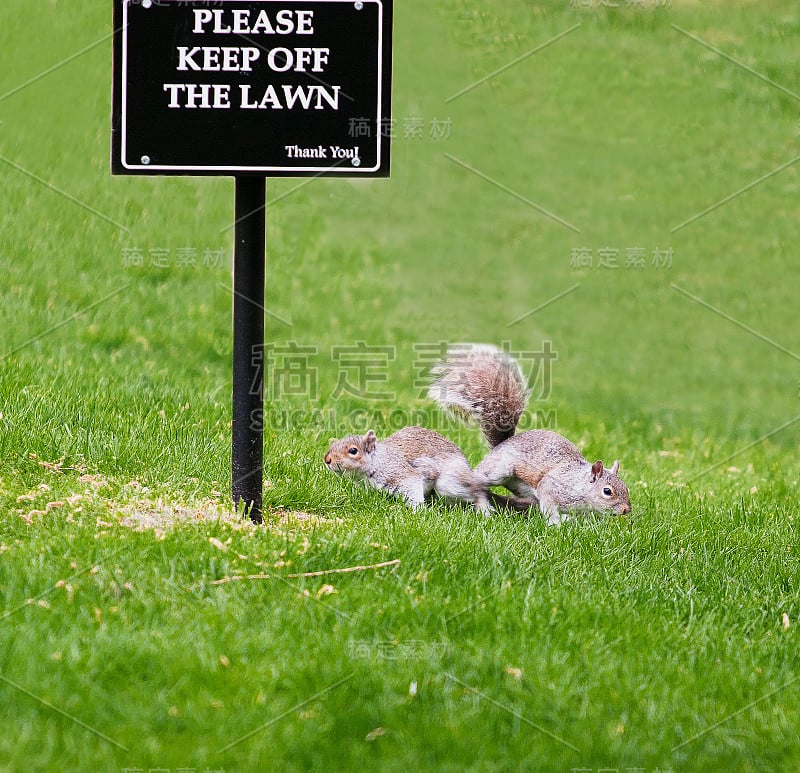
428,344 -> 530,448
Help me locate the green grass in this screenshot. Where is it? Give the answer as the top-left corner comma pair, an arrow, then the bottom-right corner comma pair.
1,0 -> 800,770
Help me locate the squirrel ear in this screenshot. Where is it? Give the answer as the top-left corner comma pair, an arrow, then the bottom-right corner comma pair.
610,460 -> 620,475
591,460 -> 604,482
364,430 -> 377,453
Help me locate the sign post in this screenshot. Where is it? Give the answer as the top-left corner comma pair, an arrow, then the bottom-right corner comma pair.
232,177 -> 266,521
112,0 -> 392,521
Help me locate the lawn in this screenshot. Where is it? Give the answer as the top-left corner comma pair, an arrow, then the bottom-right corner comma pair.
0,0 -> 799,771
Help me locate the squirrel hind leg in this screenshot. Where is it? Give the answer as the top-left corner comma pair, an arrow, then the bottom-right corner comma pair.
474,453 -> 516,488
431,457 -> 483,504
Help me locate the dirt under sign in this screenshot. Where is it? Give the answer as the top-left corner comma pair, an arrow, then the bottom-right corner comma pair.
112,0 -> 392,176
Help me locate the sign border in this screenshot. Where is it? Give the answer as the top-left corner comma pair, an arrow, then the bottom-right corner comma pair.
112,0 -> 391,176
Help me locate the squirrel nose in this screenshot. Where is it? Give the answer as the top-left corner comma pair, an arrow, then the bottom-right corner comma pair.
324,453 -> 332,466
620,504 -> 631,515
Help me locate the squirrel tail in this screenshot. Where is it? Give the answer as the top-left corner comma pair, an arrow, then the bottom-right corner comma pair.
428,344 -> 530,448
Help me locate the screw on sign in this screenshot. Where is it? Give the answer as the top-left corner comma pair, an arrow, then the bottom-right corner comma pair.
111,1 -> 393,520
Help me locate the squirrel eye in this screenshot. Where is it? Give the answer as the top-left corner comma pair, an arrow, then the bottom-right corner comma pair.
602,486 -> 614,497
347,446 -> 359,456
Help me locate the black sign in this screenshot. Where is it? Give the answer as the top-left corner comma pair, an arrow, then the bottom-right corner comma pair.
112,0 -> 392,176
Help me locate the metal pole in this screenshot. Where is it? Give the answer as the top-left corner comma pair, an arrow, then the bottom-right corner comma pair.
232,176 -> 266,523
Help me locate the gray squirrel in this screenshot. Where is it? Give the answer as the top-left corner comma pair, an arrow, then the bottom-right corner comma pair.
324,426 -> 491,512
428,344 -> 632,524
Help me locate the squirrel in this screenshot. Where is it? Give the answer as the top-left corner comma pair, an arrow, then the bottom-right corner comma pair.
428,344 -> 632,524
324,426 -> 491,512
